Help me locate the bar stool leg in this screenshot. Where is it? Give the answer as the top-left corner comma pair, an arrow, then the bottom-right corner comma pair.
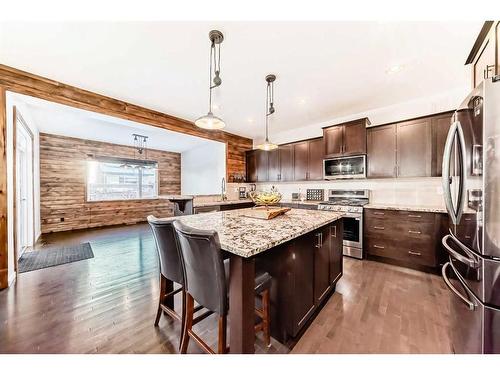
154,275 -> 165,326
261,289 -> 271,347
217,315 -> 227,354
180,294 -> 194,353
179,289 -> 187,350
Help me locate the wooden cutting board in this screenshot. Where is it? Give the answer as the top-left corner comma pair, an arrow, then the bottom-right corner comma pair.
240,206 -> 291,220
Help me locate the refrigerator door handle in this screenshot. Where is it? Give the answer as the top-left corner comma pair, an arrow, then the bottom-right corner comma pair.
442,234 -> 480,269
455,121 -> 467,225
442,121 -> 459,224
442,262 -> 476,311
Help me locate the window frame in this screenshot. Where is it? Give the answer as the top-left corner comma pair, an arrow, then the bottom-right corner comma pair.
85,156 -> 159,203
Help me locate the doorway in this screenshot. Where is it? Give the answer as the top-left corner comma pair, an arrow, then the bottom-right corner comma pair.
14,107 -> 35,263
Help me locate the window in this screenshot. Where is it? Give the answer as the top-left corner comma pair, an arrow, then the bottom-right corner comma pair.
87,157 -> 158,201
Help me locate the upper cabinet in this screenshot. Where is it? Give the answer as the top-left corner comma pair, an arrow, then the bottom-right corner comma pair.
246,138 -> 324,183
323,118 -> 369,158
396,117 -> 432,177
467,21 -> 499,88
367,112 -> 453,179
246,149 -> 268,183
367,124 -> 397,178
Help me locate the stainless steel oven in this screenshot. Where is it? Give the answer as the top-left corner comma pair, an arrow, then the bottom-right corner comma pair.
318,189 -> 369,259
323,155 -> 366,180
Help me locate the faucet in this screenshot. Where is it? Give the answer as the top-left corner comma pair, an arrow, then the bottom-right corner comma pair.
221,177 -> 227,201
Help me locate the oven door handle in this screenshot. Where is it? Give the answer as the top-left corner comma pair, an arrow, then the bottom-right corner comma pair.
441,262 -> 476,311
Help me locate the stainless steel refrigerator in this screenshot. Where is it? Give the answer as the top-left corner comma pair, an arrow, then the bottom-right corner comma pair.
441,77 -> 500,353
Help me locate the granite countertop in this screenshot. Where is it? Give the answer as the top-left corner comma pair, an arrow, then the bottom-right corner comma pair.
193,199 -> 253,208
173,208 -> 343,258
364,203 -> 447,213
159,195 -> 194,200
280,200 -> 322,206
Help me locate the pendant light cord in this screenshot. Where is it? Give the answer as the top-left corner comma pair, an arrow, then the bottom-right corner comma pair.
208,41 -> 214,113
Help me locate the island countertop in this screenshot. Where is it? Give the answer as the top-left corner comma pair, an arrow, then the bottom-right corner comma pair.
171,208 -> 343,258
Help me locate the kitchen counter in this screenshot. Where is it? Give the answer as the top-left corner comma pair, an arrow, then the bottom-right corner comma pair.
193,199 -> 253,208
173,208 -> 343,258
364,203 -> 448,213
158,195 -> 194,200
280,200 -> 322,206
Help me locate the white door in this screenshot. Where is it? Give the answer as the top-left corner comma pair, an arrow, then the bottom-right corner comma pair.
16,122 -> 33,258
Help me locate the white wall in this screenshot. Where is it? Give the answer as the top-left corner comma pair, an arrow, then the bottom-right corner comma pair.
261,87 -> 469,146
181,141 -> 226,196
6,92 -> 41,286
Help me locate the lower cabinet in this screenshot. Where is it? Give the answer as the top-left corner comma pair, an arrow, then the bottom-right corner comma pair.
364,208 -> 443,268
258,219 -> 343,342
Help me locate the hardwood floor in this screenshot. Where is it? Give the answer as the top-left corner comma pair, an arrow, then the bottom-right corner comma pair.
0,223 -> 451,354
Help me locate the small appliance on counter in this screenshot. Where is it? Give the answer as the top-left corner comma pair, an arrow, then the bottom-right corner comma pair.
238,186 -> 247,199
291,192 -> 300,201
306,189 -> 324,201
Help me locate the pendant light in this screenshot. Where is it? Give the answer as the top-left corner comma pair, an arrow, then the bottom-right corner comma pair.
195,30 -> 226,130
256,74 -> 278,151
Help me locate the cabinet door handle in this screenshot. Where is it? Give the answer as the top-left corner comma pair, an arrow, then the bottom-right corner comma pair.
315,233 -> 322,248
373,212 -> 385,216
331,225 -> 337,237
408,214 -> 422,218
408,230 -> 422,234
373,245 -> 385,249
373,226 -> 385,230
408,250 -> 422,256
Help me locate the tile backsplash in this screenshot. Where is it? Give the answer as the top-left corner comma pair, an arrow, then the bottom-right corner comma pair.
229,178 -> 446,207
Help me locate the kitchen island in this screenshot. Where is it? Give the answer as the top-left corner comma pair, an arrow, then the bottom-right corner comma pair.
170,208 -> 344,353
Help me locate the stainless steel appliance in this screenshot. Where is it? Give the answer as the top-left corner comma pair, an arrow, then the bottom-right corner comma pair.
441,78 -> 500,354
318,189 -> 369,259
323,155 -> 366,180
238,186 -> 247,199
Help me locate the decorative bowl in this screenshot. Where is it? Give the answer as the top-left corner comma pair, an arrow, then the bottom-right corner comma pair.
249,190 -> 282,206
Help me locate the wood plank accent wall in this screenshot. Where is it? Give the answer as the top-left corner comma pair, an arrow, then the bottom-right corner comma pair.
0,88 -> 7,289
40,133 -> 181,233
0,64 -> 253,288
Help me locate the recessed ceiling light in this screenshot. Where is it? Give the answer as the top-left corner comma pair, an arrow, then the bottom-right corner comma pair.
299,98 -> 307,105
386,64 -> 405,74
247,118 -> 254,123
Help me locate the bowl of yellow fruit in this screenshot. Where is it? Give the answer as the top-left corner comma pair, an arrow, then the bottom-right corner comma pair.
249,187 -> 282,206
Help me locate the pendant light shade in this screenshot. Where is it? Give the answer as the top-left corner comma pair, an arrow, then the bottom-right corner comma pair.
256,74 -> 278,151
256,139 -> 278,151
196,30 -> 226,130
195,112 -> 226,130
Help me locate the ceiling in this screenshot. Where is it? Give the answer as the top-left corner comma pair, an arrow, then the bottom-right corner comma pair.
12,93 -> 219,153
0,21 -> 482,140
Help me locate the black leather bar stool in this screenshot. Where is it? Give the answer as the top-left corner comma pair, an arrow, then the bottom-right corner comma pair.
147,216 -> 185,329
173,220 -> 272,354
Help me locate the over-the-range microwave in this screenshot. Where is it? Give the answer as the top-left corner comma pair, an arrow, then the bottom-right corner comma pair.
323,155 -> 366,180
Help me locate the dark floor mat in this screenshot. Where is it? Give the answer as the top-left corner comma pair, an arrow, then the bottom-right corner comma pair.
18,243 -> 94,273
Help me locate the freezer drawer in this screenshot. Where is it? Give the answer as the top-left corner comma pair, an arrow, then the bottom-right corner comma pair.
443,261 -> 500,353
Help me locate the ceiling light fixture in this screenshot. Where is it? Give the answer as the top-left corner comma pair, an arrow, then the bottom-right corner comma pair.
195,30 -> 226,130
256,74 -> 278,151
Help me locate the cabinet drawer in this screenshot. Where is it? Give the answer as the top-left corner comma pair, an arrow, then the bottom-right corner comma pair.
364,209 -> 398,221
365,235 -> 436,267
396,210 -> 435,223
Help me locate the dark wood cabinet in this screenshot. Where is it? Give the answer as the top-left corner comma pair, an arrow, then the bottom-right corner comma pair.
289,231 -> 316,336
267,148 -> 280,182
396,118 -> 432,177
367,124 -> 397,178
329,220 -> 343,284
314,226 -> 331,304
431,112 -> 453,177
364,208 -> 443,269
343,120 -> 367,156
293,141 -> 309,181
246,151 -> 257,182
279,145 -> 294,181
467,21 -> 499,88
307,138 -> 324,180
323,118 -> 369,158
323,126 -> 343,157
